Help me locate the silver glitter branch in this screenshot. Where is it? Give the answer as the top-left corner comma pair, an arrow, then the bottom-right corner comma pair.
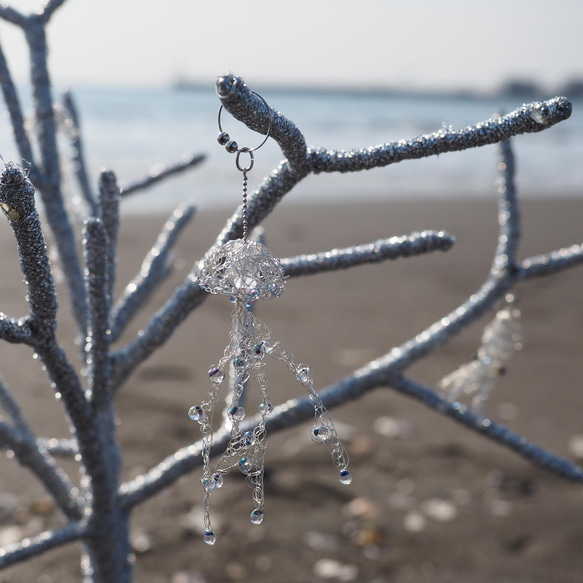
0,375 -> 35,438
109,204 -> 196,342
39,436 -> 79,458
0,40 -> 39,184
0,376 -> 82,521
213,75 -> 570,244
0,3 -> 580,574
280,230 -> 455,277
0,163 -> 57,339
83,218 -> 112,405
306,99 -> 570,174
120,153 -> 206,197
390,375 -> 583,481
62,90 -> 98,215
0,314 -> 33,344
0,521 -> 88,569
520,245 -> 583,278
97,171 -> 121,306
0,5 -> 26,26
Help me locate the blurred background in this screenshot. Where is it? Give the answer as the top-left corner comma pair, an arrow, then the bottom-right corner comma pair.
0,0 -> 581,213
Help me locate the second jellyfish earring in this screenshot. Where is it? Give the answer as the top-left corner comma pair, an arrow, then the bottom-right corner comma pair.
189,92 -> 351,545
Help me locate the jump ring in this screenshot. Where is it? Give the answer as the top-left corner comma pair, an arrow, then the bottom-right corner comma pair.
217,91 -> 272,154
236,148 -> 254,172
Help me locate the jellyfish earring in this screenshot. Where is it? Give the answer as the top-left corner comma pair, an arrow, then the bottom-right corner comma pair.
439,293 -> 522,413
189,91 -> 351,545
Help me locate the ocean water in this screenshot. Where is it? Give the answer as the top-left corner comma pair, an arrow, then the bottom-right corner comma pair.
0,86 -> 581,214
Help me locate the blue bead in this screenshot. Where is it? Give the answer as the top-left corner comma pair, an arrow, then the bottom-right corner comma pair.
339,469 -> 352,485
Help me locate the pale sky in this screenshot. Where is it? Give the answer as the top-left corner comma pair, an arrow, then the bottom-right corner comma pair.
0,0 -> 582,92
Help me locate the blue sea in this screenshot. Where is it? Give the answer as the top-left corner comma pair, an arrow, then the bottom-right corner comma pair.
1,86 -> 581,214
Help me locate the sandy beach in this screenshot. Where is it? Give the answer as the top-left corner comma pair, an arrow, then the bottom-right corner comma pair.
0,196 -> 582,583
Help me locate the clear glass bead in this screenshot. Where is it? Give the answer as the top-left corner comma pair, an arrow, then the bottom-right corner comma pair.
202,472 -> 223,492
243,431 -> 256,446
296,365 -> 312,384
239,457 -> 252,474
203,530 -> 217,545
267,282 -> 280,297
208,366 -> 225,383
252,343 -> 265,359
188,405 -> 203,422
339,469 -> 352,485
250,509 -> 264,525
310,425 -> 330,442
229,406 -> 246,421
258,401 -> 273,416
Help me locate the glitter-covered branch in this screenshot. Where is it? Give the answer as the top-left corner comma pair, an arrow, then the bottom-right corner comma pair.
214,74 -> 571,244
62,90 -> 98,215
0,41 -> 39,184
0,522 -> 87,569
520,244 -> 583,279
280,230 -> 455,277
0,376 -> 82,520
121,154 -> 206,197
110,204 -> 196,342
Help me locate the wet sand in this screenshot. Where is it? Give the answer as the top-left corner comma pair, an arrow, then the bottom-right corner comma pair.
0,197 -> 582,583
